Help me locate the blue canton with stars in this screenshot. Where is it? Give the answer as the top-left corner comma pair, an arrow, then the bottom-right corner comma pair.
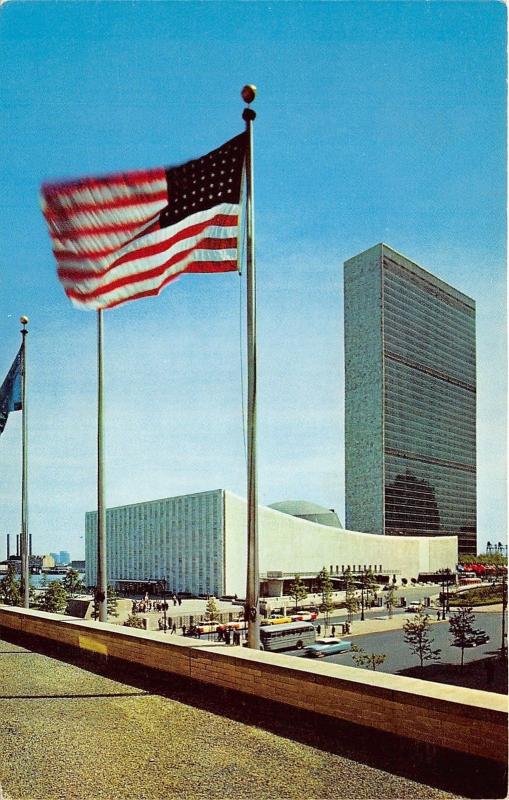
160,133 -> 246,228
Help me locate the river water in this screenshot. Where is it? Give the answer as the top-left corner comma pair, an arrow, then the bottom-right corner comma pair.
31,573 -> 85,588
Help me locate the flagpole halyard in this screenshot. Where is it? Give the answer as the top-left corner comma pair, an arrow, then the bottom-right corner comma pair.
242,84 -> 260,650
96,309 -> 108,622
20,316 -> 29,608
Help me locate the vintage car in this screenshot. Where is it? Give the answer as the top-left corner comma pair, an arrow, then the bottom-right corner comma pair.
304,637 -> 352,658
291,610 -> 318,622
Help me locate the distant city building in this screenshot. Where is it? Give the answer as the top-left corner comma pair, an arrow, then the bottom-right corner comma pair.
50,552 -> 60,564
71,560 -> 85,571
85,489 -> 457,597
59,551 -> 71,565
344,243 -> 476,555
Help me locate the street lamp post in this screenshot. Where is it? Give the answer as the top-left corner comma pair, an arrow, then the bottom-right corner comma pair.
445,568 -> 451,614
440,570 -> 447,620
163,589 -> 167,633
360,571 -> 365,622
501,576 -> 507,659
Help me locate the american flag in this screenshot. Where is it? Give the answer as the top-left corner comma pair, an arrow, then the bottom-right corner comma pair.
41,133 -> 246,310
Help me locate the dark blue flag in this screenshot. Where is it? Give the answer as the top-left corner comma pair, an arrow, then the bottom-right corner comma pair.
0,348 -> 22,436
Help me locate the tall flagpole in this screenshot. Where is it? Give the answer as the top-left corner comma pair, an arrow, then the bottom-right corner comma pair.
20,315 -> 29,608
242,85 -> 260,650
96,309 -> 108,622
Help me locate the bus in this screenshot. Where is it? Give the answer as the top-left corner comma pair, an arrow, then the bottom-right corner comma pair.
259,621 -> 316,652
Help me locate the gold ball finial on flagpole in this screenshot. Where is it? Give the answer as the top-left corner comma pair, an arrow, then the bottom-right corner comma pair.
241,85 -> 256,104
20,316 -> 29,326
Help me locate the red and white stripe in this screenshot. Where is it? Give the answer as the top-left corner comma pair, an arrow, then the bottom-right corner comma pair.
41,167 -> 242,310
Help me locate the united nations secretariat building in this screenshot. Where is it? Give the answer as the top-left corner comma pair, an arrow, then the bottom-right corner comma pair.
85,489 -> 457,598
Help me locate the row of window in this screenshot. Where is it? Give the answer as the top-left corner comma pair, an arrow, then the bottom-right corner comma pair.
383,261 -> 475,323
383,340 -> 475,397
383,319 -> 475,378
383,281 -> 475,347
383,305 -> 475,380
385,422 -> 476,456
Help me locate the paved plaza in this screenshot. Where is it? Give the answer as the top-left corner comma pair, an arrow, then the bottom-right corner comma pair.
0,634 -> 465,800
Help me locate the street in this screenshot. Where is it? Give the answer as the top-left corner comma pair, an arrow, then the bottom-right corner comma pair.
288,611 -> 503,675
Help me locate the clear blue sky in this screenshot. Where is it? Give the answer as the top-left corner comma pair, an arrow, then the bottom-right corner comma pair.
0,1 -> 506,560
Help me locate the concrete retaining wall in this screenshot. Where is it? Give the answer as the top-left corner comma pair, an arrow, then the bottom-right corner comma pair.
0,606 -> 506,764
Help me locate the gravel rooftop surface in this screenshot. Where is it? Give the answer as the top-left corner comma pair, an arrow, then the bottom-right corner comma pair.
0,636 -> 464,800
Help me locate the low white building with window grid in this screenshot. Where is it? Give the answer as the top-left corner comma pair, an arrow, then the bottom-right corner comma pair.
85,489 -> 457,597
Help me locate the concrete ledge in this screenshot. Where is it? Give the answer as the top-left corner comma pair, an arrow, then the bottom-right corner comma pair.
1,605 -> 507,764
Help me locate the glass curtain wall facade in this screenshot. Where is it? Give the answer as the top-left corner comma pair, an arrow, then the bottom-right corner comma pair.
345,244 -> 476,555
85,489 -> 225,595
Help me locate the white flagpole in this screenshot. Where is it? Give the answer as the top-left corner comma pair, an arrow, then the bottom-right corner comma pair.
20,316 -> 29,608
242,85 -> 260,650
96,309 -> 108,622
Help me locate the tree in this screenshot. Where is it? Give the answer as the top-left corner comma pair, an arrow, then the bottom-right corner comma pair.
343,568 -> 359,623
0,563 -> 22,606
205,595 -> 220,621
107,584 -> 119,617
449,606 -> 477,667
385,583 -> 397,618
362,569 -> 378,608
288,574 -> 307,611
318,566 -> 334,634
124,614 -> 145,629
403,610 -> 441,671
62,569 -> 85,598
92,585 -> 119,620
40,581 -> 68,613
358,568 -> 377,621
351,644 -> 387,671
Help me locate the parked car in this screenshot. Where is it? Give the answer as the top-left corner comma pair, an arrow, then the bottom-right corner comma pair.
216,620 -> 247,633
405,603 -> 422,613
304,637 -> 352,658
453,630 -> 490,648
194,622 -> 219,635
291,610 -> 318,622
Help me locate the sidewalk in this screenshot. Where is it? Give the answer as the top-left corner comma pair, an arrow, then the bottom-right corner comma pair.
327,603 -> 505,638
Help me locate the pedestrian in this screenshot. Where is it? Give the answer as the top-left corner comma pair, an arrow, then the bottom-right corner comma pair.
331,625 -> 336,637
437,610 -> 441,621
225,629 -> 231,645
178,597 -> 182,606
182,624 -> 186,636
171,623 -> 177,634
316,624 -> 321,635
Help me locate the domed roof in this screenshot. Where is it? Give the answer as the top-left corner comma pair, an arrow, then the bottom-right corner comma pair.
268,500 -> 342,528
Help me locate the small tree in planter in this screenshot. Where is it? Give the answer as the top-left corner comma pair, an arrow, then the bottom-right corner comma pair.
449,606 -> 477,667
351,644 -> 387,671
124,614 -> 145,629
289,574 -> 308,611
40,581 -> 68,614
62,569 -> 85,598
0,563 -> 21,606
403,610 -> 441,672
385,584 -> 398,618
205,595 -> 220,621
